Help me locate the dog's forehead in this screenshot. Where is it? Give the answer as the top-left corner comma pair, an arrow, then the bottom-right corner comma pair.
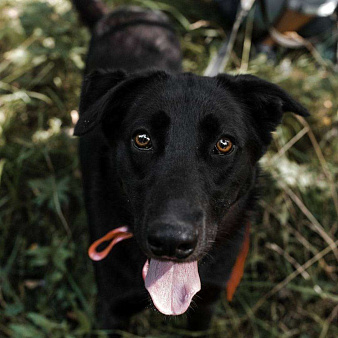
134,74 -> 245,126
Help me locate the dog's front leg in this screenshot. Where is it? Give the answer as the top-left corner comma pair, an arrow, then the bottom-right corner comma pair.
93,240 -> 148,334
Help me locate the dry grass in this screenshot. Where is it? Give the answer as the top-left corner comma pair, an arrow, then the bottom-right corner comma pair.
0,0 -> 337,337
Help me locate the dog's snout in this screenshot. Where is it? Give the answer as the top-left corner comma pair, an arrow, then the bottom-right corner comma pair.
147,224 -> 199,260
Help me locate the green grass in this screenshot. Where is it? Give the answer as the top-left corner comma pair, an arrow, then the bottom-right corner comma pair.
0,0 -> 337,337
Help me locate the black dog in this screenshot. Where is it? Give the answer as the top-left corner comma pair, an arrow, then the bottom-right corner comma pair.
72,0 -> 309,333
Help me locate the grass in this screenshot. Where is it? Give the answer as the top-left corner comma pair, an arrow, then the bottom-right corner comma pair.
0,0 -> 337,337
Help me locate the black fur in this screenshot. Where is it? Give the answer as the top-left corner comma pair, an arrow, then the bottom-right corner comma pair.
72,0 -> 108,29
72,1 -> 309,334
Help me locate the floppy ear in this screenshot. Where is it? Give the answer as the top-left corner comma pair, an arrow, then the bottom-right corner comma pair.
74,69 -> 169,136
78,69 -> 127,116
216,74 -> 309,145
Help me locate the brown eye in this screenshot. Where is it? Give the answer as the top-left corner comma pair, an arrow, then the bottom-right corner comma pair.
133,132 -> 152,149
215,138 -> 233,154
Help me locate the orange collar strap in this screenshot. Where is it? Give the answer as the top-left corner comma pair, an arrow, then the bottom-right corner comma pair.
88,226 -> 133,261
226,222 -> 251,301
88,222 -> 250,301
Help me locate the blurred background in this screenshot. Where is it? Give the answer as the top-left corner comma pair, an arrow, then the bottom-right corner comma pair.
0,0 -> 337,337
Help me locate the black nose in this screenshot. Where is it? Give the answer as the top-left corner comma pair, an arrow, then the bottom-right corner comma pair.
147,224 -> 198,259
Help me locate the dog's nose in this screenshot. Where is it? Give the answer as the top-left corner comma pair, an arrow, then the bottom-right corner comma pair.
147,225 -> 198,259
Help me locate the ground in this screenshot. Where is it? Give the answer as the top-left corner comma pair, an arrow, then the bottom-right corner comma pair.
0,0 -> 337,337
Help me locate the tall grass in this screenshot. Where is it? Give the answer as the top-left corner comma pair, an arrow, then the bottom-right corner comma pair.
0,0 -> 337,337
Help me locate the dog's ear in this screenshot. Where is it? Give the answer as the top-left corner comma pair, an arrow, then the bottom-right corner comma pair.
74,69 -> 127,136
74,69 -> 169,136
216,74 -> 309,145
78,69 -> 127,116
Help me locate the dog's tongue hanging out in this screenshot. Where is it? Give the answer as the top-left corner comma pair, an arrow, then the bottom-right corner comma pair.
88,227 -> 201,315
143,259 -> 201,315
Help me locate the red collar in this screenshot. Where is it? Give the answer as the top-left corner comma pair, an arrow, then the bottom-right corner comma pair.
226,222 -> 250,301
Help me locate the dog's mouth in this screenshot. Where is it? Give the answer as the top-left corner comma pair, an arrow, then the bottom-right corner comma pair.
88,226 -> 201,315
88,224 -> 250,315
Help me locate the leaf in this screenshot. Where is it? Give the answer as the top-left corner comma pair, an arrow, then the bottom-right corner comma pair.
27,312 -> 65,332
9,324 -> 44,338
28,175 -> 70,210
26,246 -> 50,267
73,310 -> 92,335
0,159 -> 6,185
4,302 -> 24,316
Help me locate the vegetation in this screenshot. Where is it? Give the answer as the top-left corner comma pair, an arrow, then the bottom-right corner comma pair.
0,0 -> 337,337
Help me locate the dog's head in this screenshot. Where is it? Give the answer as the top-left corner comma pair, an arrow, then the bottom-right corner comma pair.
74,69 -> 308,313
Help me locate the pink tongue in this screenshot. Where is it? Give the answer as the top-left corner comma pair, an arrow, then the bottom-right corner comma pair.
143,259 -> 201,315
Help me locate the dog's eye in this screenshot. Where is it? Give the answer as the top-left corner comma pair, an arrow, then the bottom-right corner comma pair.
214,138 -> 233,155
133,132 -> 152,150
